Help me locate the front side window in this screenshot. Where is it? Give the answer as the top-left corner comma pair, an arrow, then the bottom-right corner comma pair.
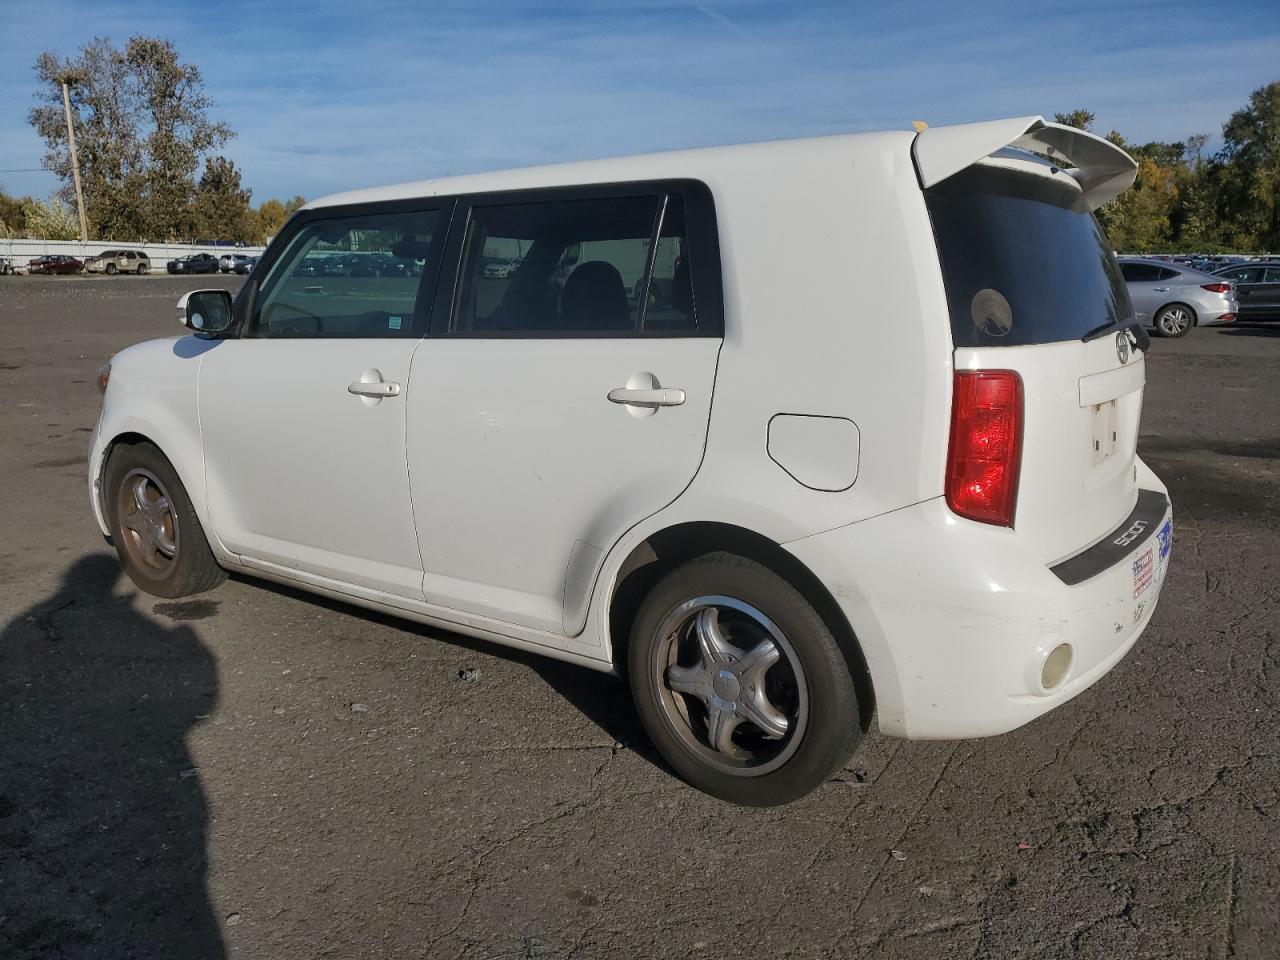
249,208 -> 438,338
451,192 -> 695,335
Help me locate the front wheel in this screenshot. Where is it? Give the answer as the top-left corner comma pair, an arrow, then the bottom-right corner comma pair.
105,441 -> 227,598
628,552 -> 862,806
1154,303 -> 1194,338
105,262 -> 117,275
137,262 -> 149,275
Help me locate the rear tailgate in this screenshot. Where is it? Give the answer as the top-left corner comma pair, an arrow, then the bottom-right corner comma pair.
916,118 -> 1147,565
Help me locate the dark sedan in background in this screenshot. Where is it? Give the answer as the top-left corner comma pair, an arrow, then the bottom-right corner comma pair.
1213,261 -> 1280,322
166,253 -> 221,275
28,255 -> 84,275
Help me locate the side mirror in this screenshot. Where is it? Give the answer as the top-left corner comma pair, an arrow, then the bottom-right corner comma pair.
177,289 -> 234,334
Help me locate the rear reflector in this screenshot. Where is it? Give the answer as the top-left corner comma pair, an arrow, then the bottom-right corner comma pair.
1201,283 -> 1232,294
1217,313 -> 1237,322
946,370 -> 1023,527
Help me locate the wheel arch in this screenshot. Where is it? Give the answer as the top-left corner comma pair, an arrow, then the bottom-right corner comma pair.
607,520 -> 876,733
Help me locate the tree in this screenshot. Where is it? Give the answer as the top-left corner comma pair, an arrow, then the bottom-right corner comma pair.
28,36 -> 231,241
1218,81 -> 1280,251
1053,109 -> 1095,132
192,156 -> 253,242
252,195 -> 306,244
0,186 -> 31,237
22,197 -> 80,240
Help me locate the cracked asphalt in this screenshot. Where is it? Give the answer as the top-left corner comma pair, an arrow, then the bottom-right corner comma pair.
1,275 -> 1277,959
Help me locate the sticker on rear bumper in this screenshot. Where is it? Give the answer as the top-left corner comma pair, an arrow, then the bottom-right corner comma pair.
1133,548 -> 1154,597
1157,519 -> 1172,562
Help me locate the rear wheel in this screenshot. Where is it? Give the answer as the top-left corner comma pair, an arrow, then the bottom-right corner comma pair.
628,552 -> 861,806
105,441 -> 226,598
1154,303 -> 1194,338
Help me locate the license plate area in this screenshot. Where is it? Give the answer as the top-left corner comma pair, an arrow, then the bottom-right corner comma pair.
1091,400 -> 1117,464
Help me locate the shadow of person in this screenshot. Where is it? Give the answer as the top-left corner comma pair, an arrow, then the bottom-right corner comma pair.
0,554 -> 224,960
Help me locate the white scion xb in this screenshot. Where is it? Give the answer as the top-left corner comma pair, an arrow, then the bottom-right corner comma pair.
90,116 -> 1173,805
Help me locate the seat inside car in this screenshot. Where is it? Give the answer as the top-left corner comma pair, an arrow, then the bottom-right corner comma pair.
560,260 -> 632,331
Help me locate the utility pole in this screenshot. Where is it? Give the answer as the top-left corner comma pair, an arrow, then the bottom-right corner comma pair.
58,76 -> 89,243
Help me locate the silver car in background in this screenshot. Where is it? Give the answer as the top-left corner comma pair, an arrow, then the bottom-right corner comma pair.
1117,258 -> 1238,338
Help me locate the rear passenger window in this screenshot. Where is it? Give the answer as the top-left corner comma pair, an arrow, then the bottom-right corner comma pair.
451,192 -> 696,335
1264,267 -> 1280,283
1120,263 -> 1161,282
250,208 -> 439,338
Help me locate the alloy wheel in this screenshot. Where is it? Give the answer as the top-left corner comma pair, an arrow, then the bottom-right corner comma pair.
1159,307 -> 1191,336
653,596 -> 808,776
115,468 -> 180,579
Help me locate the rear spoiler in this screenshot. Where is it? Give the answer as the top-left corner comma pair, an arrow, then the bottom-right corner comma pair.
912,116 -> 1138,211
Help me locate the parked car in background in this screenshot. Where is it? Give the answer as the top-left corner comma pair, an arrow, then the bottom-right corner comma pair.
219,253 -> 252,273
86,249 -> 151,275
92,116 -> 1173,806
1116,258 -> 1237,337
1213,261 -> 1280,322
233,255 -> 259,275
0,256 -> 13,275
29,255 -> 84,275
167,253 -> 221,275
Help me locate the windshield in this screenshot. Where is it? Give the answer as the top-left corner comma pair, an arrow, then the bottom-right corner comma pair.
925,162 -> 1133,347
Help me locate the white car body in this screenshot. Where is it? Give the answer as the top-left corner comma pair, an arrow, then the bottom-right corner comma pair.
90,116 -> 1172,742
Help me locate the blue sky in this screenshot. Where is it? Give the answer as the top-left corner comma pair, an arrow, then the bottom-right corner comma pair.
2,0 -> 1277,204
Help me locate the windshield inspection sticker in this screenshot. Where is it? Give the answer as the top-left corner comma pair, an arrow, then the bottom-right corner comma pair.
388,315 -> 403,331
1133,547 -> 1154,598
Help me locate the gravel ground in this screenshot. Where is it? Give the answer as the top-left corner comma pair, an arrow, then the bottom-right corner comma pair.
0,275 -> 1276,959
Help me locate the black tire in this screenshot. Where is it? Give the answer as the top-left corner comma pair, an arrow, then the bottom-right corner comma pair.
104,441 -> 226,598
105,262 -> 117,275
137,262 -> 148,275
1154,303 -> 1195,338
628,552 -> 862,806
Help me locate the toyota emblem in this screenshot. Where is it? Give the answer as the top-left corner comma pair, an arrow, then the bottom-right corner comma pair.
1116,331 -> 1130,364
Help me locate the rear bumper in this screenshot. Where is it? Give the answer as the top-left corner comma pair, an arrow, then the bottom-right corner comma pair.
786,462 -> 1172,739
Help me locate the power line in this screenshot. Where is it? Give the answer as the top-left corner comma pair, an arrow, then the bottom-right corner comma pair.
0,168 -> 46,173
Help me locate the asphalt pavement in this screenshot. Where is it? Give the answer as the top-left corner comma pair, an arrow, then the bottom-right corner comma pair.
0,275 -> 1276,959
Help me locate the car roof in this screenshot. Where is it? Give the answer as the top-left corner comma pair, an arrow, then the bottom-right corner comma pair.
305,129 -> 916,210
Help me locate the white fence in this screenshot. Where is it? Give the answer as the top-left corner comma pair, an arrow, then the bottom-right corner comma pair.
0,237 -> 266,263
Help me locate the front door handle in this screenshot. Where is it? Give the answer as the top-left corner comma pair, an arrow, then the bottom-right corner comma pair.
348,381 -> 401,398
607,386 -> 685,407
348,368 -> 401,400
1153,286 -> 1169,292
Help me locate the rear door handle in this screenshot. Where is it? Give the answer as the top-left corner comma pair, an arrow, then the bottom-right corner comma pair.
348,381 -> 400,397
607,387 -> 685,407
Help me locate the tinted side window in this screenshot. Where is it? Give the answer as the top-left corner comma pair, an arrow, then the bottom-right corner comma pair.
450,191 -> 698,336
1121,263 -> 1161,282
1264,266 -> 1280,283
249,208 -> 438,339
1156,267 -> 1180,281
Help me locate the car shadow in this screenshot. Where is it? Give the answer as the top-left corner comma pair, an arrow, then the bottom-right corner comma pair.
1216,323 -> 1280,337
230,573 -> 664,770
0,555 -> 225,960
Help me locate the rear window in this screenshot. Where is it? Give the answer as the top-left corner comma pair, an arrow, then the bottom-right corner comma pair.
925,162 -> 1133,347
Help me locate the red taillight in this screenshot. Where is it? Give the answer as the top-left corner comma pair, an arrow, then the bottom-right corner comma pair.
946,370 -> 1023,527
1201,282 -> 1232,294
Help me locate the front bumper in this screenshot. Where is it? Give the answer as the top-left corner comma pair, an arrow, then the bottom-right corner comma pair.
786,465 -> 1172,740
